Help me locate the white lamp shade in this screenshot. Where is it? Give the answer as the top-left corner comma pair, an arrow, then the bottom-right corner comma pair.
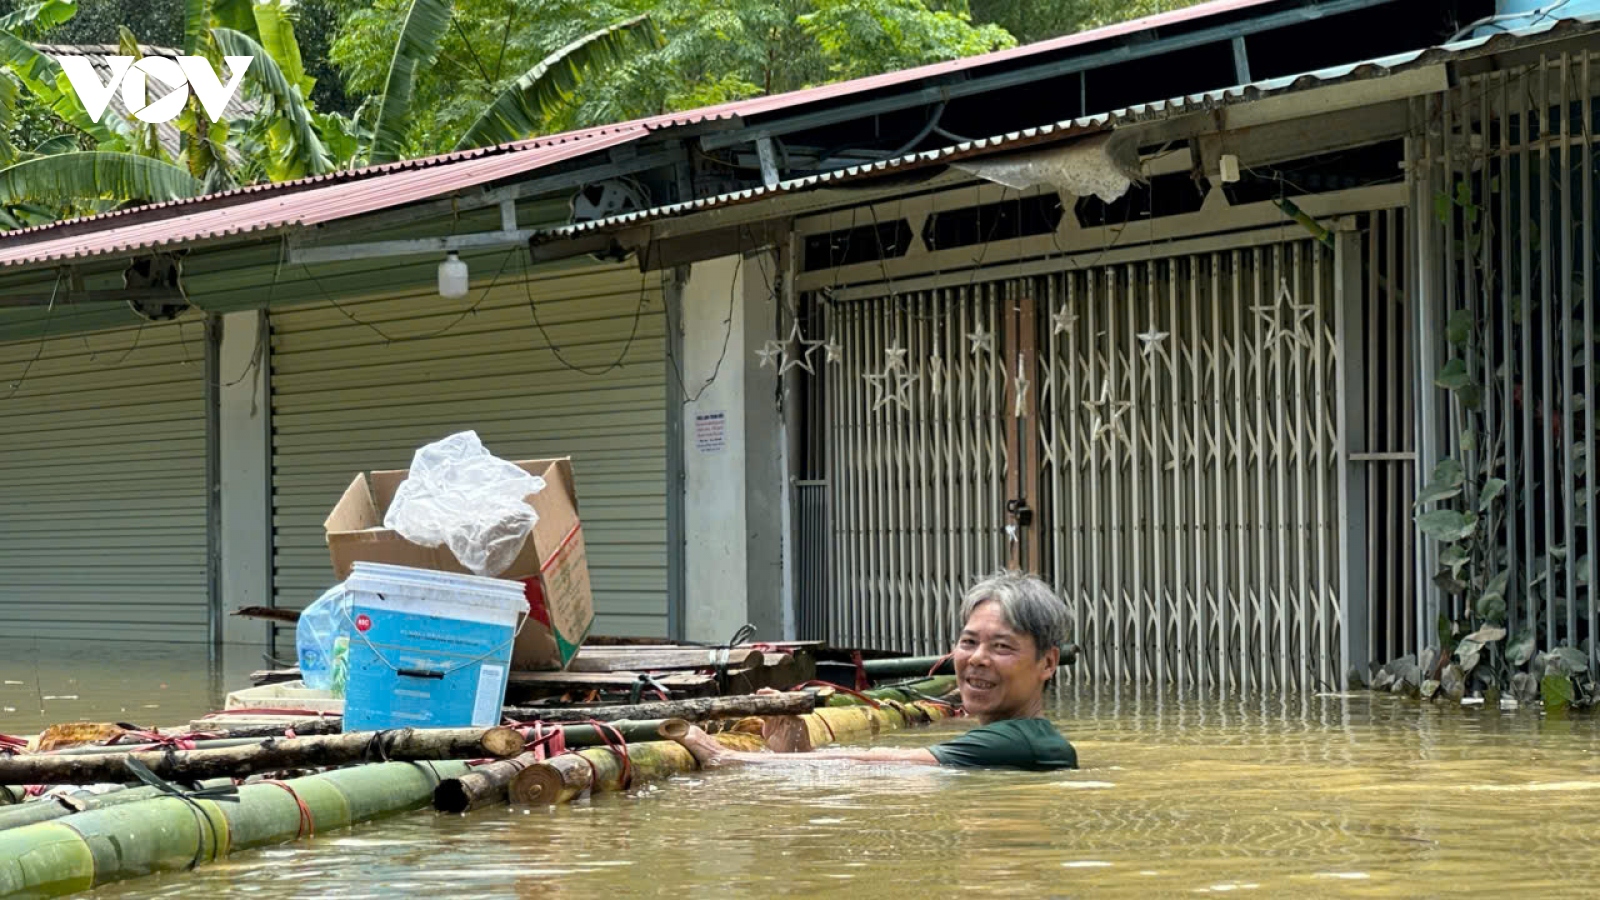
438,251 -> 469,298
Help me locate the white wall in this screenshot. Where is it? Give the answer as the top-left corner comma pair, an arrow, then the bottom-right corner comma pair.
677,253 -> 789,643
680,256 -> 749,641
218,310 -> 272,644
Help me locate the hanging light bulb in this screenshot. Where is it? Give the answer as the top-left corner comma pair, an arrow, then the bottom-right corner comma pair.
437,250 -> 469,298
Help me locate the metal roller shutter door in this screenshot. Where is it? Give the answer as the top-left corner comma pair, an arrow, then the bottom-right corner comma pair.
0,321 -> 209,641
269,263 -> 669,637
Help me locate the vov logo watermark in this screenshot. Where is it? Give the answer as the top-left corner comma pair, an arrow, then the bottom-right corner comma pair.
56,55 -> 253,124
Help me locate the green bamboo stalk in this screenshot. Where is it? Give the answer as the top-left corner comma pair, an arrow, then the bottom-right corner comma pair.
0,760 -> 470,899
0,781 -> 228,834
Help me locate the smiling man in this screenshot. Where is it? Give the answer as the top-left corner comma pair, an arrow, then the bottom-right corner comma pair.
675,571 -> 1078,771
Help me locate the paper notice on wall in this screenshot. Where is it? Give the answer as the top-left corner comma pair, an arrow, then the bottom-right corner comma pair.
695,412 -> 726,453
472,664 -> 505,726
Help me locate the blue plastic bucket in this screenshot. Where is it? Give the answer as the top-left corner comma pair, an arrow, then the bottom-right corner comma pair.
339,562 -> 527,731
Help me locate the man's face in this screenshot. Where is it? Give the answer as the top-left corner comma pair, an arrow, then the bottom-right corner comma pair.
952,600 -> 1058,724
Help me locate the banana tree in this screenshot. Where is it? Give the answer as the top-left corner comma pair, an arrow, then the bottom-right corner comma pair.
363,1 -> 661,165
0,0 -> 333,219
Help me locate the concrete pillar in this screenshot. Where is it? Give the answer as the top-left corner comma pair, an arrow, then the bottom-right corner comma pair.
218,310 -> 272,645
677,253 -> 787,643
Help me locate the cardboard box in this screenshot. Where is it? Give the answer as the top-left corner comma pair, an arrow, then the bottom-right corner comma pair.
324,458 -> 594,671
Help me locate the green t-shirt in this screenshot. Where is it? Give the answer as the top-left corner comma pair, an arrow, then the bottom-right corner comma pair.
928,718 -> 1078,771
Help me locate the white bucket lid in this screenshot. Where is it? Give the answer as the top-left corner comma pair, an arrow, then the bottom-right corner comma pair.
345,561 -> 528,614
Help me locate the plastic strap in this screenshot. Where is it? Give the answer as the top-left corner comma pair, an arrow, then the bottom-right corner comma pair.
123,758 -> 238,869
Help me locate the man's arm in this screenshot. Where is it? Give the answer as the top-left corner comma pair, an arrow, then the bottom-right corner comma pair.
712,747 -> 940,766
676,725 -> 940,767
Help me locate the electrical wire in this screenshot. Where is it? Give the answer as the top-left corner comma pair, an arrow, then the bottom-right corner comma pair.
1448,0 -> 1572,43
1,268 -> 63,400
296,243 -> 519,345
519,243 -> 652,377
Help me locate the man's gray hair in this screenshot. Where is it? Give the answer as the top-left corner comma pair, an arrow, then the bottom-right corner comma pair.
959,571 -> 1069,657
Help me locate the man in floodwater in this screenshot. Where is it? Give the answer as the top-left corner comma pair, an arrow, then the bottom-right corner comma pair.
676,571 -> 1078,771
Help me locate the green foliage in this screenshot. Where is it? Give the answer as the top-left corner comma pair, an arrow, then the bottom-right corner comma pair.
0,150 -> 202,207
799,0 -> 1013,82
453,14 -> 661,152
365,0 -> 453,165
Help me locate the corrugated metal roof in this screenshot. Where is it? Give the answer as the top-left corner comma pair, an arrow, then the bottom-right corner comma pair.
0,0 -> 1284,257
0,126 -> 646,268
536,13 -> 1600,240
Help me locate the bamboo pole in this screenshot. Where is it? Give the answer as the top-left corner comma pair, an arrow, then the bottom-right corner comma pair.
502,691 -> 815,723
0,761 -> 470,899
509,735 -> 748,807
0,728 -> 524,787
0,781 -> 234,834
823,676 -> 959,706
507,700 -> 955,807
433,720 -> 690,814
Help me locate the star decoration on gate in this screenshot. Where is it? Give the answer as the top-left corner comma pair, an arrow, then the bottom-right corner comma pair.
866,365 -> 919,412
1013,354 -> 1030,419
1251,278 -> 1317,349
755,340 -> 785,370
1050,305 -> 1079,337
883,340 -> 909,372
777,320 -> 827,376
1082,377 -> 1131,445
966,322 -> 995,356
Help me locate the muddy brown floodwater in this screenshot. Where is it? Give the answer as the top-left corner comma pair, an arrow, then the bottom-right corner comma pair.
7,640 -> 1600,898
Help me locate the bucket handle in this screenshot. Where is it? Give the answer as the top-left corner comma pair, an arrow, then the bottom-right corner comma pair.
340,598 -> 529,679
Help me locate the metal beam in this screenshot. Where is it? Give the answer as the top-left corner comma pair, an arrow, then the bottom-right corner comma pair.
699,0 -> 1401,151
304,150 -> 681,241
287,228 -> 540,265
1336,228 -> 1369,688
757,137 -> 780,188
0,288 -> 182,309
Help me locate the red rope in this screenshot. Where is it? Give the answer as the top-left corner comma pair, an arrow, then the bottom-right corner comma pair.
507,721 -> 569,762
850,650 -> 870,691
927,652 -> 954,677
261,780 -> 315,839
788,680 -> 881,709
813,711 -> 837,744
104,730 -> 222,751
584,719 -> 632,790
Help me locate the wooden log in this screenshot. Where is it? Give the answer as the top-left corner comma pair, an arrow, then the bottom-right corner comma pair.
183,718 -> 342,738
0,727 -> 524,787
42,738 -> 267,757
231,606 -> 302,625
505,670 -> 718,698
563,648 -> 765,673
247,668 -> 303,687
503,691 -> 815,723
432,719 -> 690,814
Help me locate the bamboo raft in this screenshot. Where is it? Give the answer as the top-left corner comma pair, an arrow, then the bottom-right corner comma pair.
0,641 -> 963,900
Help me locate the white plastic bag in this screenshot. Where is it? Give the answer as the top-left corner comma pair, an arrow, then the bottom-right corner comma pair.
383,431 -> 546,577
